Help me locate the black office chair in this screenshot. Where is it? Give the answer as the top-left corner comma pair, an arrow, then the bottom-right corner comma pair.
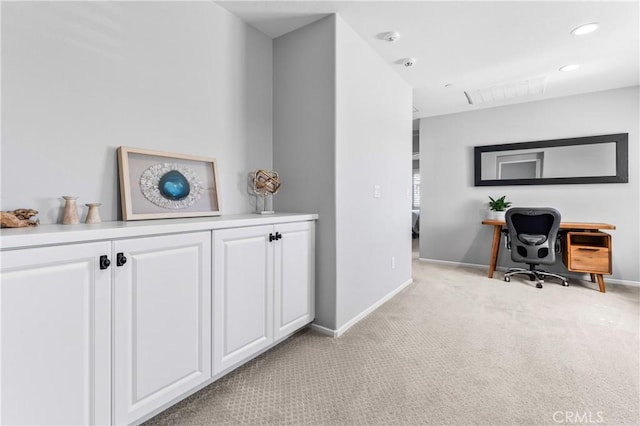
503,207 -> 569,289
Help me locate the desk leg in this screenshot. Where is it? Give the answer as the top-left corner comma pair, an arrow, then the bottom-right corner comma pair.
590,273 -> 596,283
596,274 -> 606,293
488,225 -> 502,278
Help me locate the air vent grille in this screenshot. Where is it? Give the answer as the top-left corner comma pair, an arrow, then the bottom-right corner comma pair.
464,76 -> 547,105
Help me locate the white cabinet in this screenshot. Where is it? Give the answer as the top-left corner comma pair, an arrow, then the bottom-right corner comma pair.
213,221 -> 314,374
112,232 -> 211,426
0,232 -> 212,426
0,214 -> 315,426
212,225 -> 274,374
274,221 -> 315,340
0,242 -> 112,426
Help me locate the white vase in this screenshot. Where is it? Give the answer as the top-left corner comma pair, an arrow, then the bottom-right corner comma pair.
489,210 -> 506,221
62,196 -> 80,225
85,203 -> 102,224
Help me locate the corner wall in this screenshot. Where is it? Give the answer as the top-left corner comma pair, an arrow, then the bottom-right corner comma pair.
334,16 -> 413,330
419,86 -> 640,283
1,2 -> 272,222
274,15 -> 413,332
273,16 -> 337,329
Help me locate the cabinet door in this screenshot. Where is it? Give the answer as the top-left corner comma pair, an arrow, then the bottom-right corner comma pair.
274,221 -> 315,340
213,225 -> 273,374
0,242 -> 111,425
113,232 -> 211,425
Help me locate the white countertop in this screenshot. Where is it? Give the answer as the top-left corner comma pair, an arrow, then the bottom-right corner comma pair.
0,213 -> 318,250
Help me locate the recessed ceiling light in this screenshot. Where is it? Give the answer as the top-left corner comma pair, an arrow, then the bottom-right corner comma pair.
384,32 -> 400,42
559,64 -> 580,72
571,23 -> 599,36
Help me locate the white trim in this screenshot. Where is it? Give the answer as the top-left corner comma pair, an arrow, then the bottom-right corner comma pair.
418,258 -> 640,287
603,277 -> 640,287
312,278 -> 414,338
336,278 -> 413,336
310,323 -> 338,337
418,257 -> 488,270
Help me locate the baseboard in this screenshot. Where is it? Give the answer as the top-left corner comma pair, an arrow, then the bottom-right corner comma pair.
311,278 -> 414,338
600,277 -> 640,287
310,323 -> 338,337
418,258 -> 640,287
418,257 -> 488,270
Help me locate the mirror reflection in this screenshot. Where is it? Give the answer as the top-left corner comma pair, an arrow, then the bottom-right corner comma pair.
474,133 -> 628,186
481,142 -> 617,180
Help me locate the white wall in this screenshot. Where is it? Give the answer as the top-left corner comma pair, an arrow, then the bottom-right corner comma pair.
420,86 -> 640,283
4,3 -> 412,334
1,2 -> 272,223
274,15 -> 412,332
273,16 -> 337,329
334,15 -> 412,329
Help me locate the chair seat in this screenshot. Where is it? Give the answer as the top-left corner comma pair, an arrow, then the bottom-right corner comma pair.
518,233 -> 547,245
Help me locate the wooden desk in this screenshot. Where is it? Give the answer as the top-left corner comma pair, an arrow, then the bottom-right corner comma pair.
482,219 -> 616,292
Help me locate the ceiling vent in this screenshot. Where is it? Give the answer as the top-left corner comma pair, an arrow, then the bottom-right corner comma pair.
464,76 -> 548,105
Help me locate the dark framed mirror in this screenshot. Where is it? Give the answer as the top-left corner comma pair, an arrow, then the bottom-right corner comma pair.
474,133 -> 628,186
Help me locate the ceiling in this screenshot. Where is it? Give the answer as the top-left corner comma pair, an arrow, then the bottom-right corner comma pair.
217,1 -> 640,119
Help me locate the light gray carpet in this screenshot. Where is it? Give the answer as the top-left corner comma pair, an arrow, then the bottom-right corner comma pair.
146,248 -> 639,425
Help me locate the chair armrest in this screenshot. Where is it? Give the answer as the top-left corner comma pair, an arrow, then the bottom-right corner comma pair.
502,229 -> 511,249
555,231 -> 565,253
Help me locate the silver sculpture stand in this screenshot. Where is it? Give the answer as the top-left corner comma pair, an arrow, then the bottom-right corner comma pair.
259,193 -> 274,215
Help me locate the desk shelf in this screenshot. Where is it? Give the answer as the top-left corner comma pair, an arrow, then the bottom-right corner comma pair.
563,231 -> 612,292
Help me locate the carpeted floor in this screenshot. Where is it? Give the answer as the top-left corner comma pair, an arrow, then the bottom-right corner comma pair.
146,245 -> 639,425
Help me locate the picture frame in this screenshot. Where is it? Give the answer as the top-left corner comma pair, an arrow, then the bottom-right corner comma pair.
117,146 -> 221,220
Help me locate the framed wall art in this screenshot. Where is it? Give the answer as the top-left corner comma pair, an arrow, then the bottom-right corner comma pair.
117,147 -> 221,220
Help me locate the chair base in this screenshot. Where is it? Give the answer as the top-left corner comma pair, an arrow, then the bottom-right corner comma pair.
504,267 -> 569,289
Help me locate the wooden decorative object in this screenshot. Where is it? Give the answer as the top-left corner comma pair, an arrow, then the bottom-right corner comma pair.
1,209 -> 40,228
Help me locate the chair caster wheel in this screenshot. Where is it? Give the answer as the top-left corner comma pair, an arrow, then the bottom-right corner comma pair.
562,281 -> 569,287
536,283 -> 543,289
504,276 -> 510,282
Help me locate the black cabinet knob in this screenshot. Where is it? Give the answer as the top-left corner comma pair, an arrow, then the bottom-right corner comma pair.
269,232 -> 283,242
99,255 -> 111,270
116,252 -> 127,267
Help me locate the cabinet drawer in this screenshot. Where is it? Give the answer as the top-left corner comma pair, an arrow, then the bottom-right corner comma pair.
568,246 -> 611,274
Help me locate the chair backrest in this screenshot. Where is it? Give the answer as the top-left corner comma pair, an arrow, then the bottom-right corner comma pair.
505,207 -> 561,265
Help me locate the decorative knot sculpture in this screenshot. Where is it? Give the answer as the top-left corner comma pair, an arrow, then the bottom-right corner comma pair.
252,170 -> 280,215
